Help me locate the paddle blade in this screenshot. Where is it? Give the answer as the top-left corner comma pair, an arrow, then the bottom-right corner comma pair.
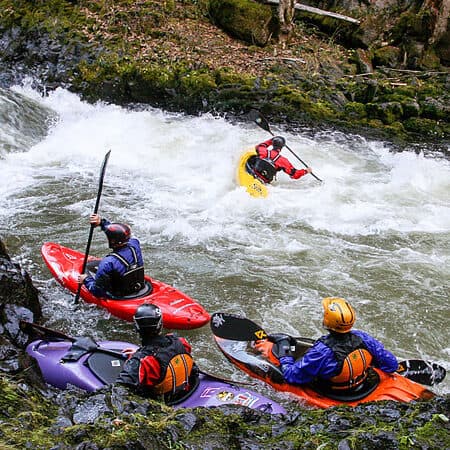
19,320 -> 74,342
248,109 -> 272,134
397,359 -> 446,386
210,312 -> 268,341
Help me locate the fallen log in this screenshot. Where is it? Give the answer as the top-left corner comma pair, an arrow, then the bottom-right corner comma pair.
263,0 -> 361,25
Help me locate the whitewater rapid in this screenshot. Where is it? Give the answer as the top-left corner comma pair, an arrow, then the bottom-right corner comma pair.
1,84 -> 449,396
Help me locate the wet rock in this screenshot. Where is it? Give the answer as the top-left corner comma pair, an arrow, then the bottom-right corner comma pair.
338,439 -> 352,450
72,394 -> 112,424
176,411 -> 198,432
359,430 -> 399,449
0,240 -> 41,319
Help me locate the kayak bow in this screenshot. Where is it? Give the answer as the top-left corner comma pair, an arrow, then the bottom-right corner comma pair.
42,242 -> 210,329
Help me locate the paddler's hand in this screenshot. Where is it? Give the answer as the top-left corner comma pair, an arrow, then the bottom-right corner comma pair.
78,274 -> 88,284
90,213 -> 101,227
122,348 -> 137,358
305,167 -> 312,174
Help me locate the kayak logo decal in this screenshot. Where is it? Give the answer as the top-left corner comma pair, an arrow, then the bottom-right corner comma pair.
64,252 -> 77,261
216,390 -> 258,408
211,314 -> 225,328
254,330 -> 268,340
250,183 -> 263,194
217,391 -> 235,402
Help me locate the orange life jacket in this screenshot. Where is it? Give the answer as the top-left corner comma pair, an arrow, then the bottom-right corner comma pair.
320,333 -> 373,391
138,335 -> 195,396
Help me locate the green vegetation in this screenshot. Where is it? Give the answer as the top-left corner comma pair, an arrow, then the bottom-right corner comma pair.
0,1 -> 448,145
1,371 -> 449,449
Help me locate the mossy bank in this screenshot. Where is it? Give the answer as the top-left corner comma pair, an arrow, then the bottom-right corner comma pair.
1,373 -> 449,449
0,236 -> 449,449
0,0 -> 449,148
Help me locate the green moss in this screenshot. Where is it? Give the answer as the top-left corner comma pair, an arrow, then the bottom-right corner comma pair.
403,117 -> 445,138
344,102 -> 367,119
410,414 -> 450,448
0,0 -> 91,40
179,71 -> 217,95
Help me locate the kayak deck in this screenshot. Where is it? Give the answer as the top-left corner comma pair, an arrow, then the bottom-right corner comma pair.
41,242 -> 210,329
26,337 -> 286,414
236,150 -> 268,198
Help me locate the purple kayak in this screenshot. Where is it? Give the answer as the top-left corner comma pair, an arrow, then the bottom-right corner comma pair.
26,336 -> 286,414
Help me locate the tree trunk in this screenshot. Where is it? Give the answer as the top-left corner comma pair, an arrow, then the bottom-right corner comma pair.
278,0 -> 296,45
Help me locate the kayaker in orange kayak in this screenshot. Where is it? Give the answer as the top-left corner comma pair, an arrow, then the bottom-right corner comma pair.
261,297 -> 399,395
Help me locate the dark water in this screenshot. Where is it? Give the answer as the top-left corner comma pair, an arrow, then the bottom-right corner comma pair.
1,85 -> 449,402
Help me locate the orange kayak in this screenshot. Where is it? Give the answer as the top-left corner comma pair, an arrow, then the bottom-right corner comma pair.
213,336 -> 435,408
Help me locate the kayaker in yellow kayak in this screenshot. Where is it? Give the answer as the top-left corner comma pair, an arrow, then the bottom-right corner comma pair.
247,136 -> 312,184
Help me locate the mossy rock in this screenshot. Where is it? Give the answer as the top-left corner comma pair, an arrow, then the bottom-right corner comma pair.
366,101 -> 403,124
403,117 -> 446,138
344,101 -> 367,119
208,0 -> 274,46
373,46 -> 401,68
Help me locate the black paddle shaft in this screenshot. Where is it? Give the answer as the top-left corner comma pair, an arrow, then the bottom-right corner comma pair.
74,150 -> 111,304
20,320 -> 127,359
249,109 -> 323,182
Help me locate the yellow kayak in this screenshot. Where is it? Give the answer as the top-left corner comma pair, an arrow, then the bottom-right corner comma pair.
236,150 -> 268,198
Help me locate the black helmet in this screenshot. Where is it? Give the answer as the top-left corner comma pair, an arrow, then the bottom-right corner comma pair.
272,136 -> 286,149
133,303 -> 163,336
105,223 -> 131,248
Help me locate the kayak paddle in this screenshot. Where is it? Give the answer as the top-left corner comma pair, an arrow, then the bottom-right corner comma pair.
248,109 -> 323,182
210,312 -> 446,386
20,320 -> 127,360
20,320 -> 255,386
74,150 -> 111,304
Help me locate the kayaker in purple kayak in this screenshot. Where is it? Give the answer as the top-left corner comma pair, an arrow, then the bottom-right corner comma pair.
116,303 -> 199,404
78,213 -> 145,298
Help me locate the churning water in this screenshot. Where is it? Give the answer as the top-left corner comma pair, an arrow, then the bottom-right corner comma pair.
1,83 -> 449,400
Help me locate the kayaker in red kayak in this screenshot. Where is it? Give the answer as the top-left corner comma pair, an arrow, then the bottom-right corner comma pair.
260,297 -> 399,395
77,213 -> 145,298
247,136 -> 312,184
116,303 -> 199,402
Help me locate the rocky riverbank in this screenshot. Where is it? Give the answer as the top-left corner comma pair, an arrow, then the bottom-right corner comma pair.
0,0 -> 449,150
1,239 -> 450,449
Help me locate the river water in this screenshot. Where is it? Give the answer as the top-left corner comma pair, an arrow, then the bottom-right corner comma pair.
1,83 -> 449,401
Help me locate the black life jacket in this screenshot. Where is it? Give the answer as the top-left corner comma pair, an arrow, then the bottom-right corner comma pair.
319,333 -> 373,391
252,149 -> 281,183
137,335 -> 196,398
109,246 -> 145,296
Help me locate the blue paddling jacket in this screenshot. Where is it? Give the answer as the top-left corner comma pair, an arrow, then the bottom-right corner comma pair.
280,330 -> 398,387
83,219 -> 144,298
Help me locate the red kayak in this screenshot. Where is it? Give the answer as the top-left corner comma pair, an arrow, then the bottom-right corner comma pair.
41,243 -> 210,330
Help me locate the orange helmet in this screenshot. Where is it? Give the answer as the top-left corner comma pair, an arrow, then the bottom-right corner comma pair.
322,297 -> 355,333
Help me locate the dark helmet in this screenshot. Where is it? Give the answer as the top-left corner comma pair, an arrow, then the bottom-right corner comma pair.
272,136 -> 286,149
104,223 -> 131,248
133,303 -> 163,336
